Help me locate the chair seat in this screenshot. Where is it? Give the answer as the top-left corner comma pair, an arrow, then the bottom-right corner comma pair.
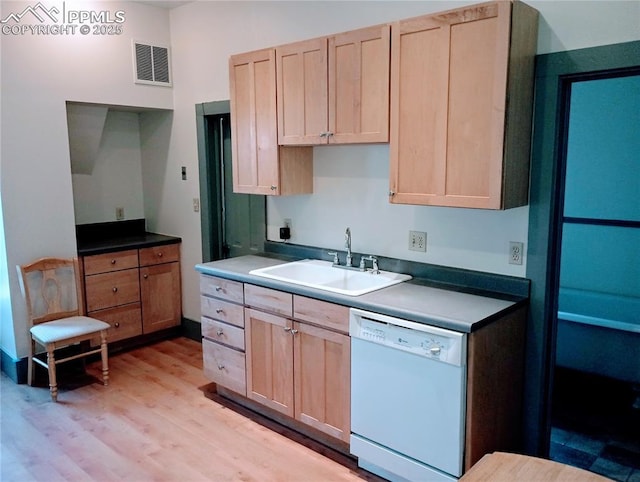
30,316 -> 110,344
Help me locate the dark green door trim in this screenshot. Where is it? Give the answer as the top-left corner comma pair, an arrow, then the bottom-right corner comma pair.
525,40 -> 640,456
196,101 -> 230,262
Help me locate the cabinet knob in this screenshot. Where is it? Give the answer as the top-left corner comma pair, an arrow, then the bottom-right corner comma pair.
270,185 -> 277,191
290,329 -> 299,335
283,327 -> 291,332
388,190 -> 396,197
215,286 -> 223,292
110,259 -> 116,265
215,309 -> 223,314
158,252 -> 163,258
114,322 -> 120,328
112,287 -> 118,293
217,364 -> 225,370
143,274 -> 148,279
216,329 -> 224,336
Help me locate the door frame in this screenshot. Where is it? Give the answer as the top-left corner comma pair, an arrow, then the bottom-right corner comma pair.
525,40 -> 640,456
196,101 -> 230,262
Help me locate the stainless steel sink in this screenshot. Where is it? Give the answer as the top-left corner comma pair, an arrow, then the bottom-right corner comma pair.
249,259 -> 411,296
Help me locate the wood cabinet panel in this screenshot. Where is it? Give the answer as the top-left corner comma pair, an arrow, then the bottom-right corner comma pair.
203,339 -> 246,396
244,284 -> 292,317
90,303 -> 142,343
329,24 -> 390,144
200,275 -> 244,304
139,244 -> 180,267
277,37 -> 328,145
83,249 -> 139,275
85,269 -> 140,312
140,262 -> 181,333
245,308 -> 294,416
293,296 -> 349,334
389,1 -> 538,209
202,317 -> 245,351
293,321 -> 351,443
200,296 -> 244,328
276,26 -> 390,146
230,48 -> 313,195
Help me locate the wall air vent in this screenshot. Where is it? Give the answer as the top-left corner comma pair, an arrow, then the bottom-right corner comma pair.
133,41 -> 172,87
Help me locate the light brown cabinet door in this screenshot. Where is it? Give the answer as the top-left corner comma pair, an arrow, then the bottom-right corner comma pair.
140,262 -> 181,333
229,48 -> 279,194
329,24 -> 390,144
244,308 -> 294,417
230,48 -> 313,195
277,37 -> 328,145
293,322 -> 350,443
390,2 -> 536,209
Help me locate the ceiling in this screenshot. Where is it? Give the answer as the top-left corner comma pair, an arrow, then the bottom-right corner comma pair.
135,1 -> 192,9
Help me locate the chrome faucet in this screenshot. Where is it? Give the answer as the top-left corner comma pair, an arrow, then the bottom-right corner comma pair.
345,227 -> 353,267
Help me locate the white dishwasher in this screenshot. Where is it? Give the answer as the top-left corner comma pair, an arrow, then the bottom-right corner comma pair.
349,308 -> 467,482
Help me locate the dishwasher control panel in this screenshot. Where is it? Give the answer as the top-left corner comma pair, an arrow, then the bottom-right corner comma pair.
350,308 -> 466,366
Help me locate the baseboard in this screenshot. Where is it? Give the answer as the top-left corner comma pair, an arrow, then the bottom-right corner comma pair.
1,349 -> 27,384
181,317 -> 201,342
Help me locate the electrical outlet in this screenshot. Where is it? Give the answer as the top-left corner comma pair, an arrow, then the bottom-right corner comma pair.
409,231 -> 427,252
509,241 -> 524,265
193,198 -> 200,212
115,207 -> 124,220
181,166 -> 187,180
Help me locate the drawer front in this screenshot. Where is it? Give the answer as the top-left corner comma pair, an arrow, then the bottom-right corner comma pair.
202,317 -> 245,350
200,275 -> 244,304
203,339 -> 246,395
85,269 -> 140,312
139,243 -> 180,267
293,295 -> 350,334
83,249 -> 139,275
245,284 -> 292,317
201,296 -> 244,328
90,303 -> 143,343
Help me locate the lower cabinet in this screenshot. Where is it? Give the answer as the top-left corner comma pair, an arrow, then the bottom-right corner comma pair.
82,243 -> 182,344
200,276 -> 351,445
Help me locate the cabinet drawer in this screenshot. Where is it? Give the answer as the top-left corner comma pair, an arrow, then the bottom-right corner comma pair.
90,303 -> 143,343
203,339 -> 246,396
139,244 -> 180,267
245,284 -> 292,317
200,275 -> 244,304
201,296 -> 244,328
293,295 -> 350,334
202,317 -> 245,351
83,249 -> 139,275
85,269 -> 140,312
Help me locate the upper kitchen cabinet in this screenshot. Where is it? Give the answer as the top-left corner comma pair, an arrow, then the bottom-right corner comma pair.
229,48 -> 313,195
389,1 -> 539,209
276,25 -> 391,145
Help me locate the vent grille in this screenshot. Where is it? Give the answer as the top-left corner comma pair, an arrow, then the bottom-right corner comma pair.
133,41 -> 171,87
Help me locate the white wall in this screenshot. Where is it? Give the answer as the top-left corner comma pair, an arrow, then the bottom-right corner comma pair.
2,0 -> 638,360
168,0 -> 640,324
1,1 -> 173,359
72,110 -> 146,224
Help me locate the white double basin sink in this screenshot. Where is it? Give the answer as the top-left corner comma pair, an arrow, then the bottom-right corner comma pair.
249,259 -> 411,296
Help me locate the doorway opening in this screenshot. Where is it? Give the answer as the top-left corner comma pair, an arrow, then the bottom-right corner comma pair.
196,101 -> 265,262
548,70 -> 640,479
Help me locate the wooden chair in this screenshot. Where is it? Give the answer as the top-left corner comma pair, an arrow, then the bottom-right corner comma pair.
18,257 -> 110,402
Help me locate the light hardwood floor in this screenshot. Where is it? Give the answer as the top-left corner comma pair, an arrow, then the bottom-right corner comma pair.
1,337 -> 375,481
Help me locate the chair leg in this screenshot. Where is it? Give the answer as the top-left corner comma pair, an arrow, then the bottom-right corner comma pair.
27,338 -> 35,386
100,330 -> 109,386
46,345 -> 58,402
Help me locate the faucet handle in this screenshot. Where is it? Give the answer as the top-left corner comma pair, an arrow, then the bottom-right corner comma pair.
327,251 -> 339,265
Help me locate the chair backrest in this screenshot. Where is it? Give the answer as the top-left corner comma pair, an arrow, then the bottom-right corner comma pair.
18,257 -> 84,326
